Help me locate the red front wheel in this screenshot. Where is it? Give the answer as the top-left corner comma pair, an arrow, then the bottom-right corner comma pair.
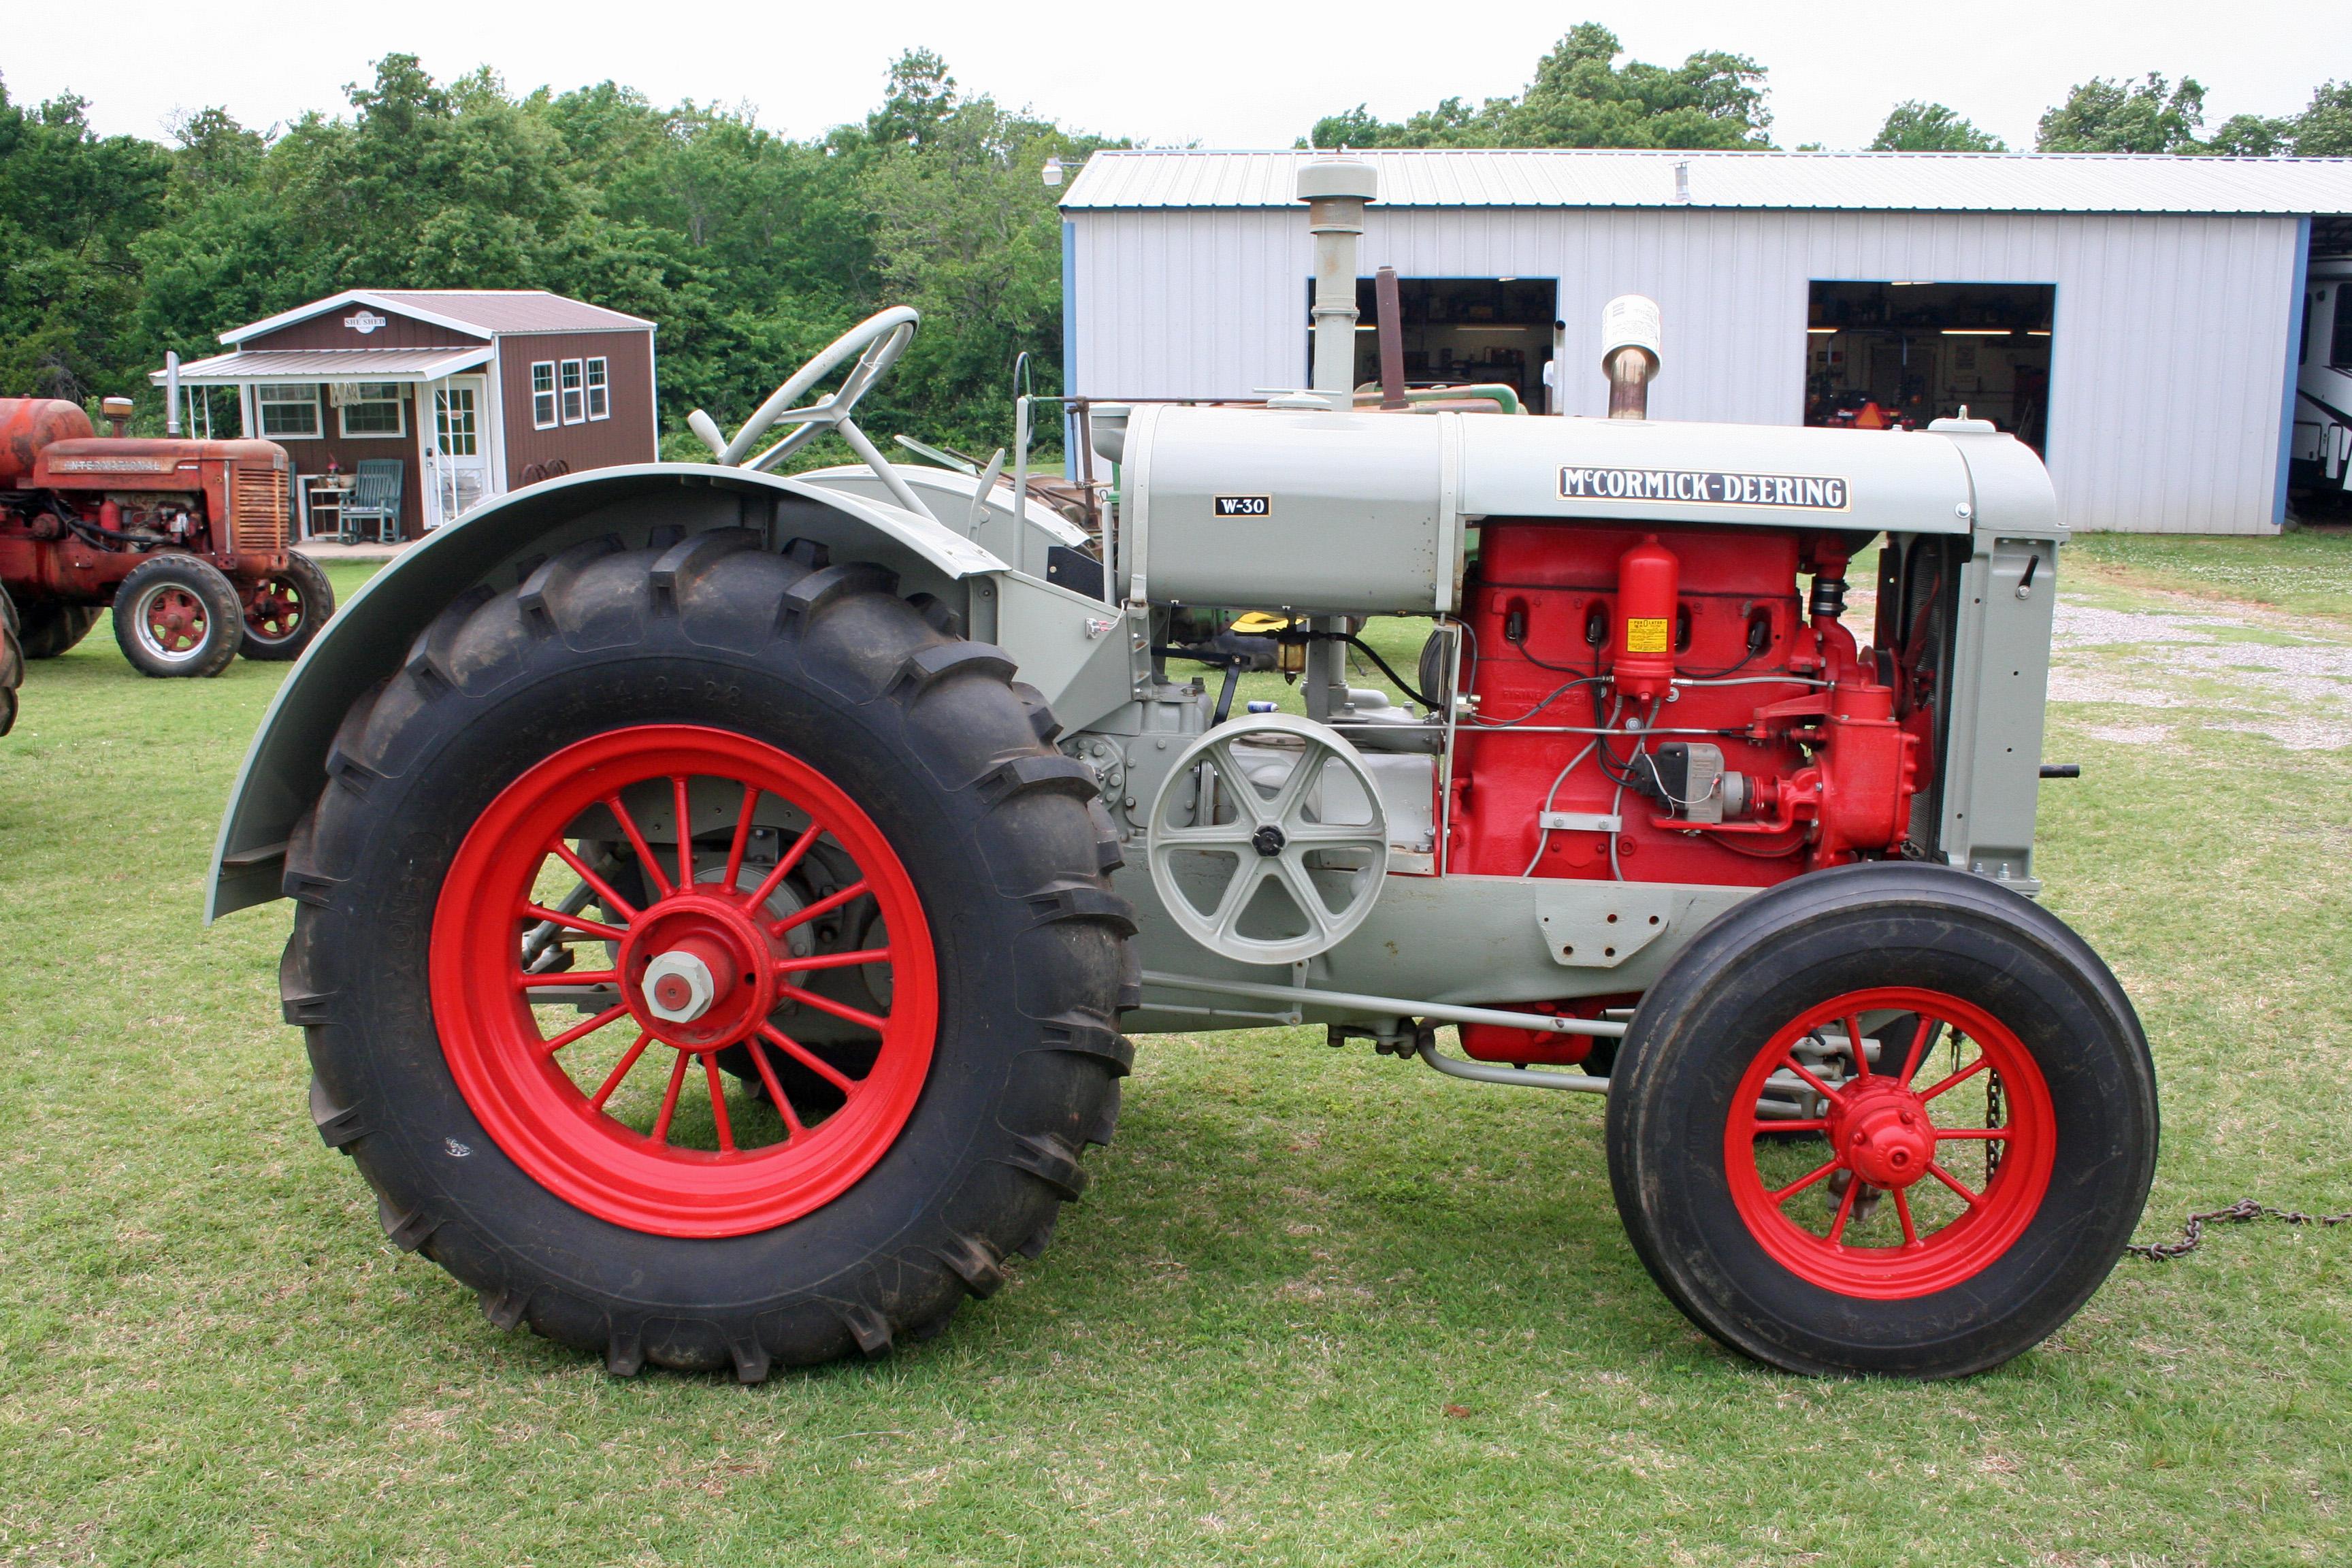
1607,863 -> 2157,1379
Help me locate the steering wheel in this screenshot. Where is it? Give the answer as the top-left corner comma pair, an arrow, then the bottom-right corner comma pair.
687,307 -> 927,504
1145,713 -> 1390,965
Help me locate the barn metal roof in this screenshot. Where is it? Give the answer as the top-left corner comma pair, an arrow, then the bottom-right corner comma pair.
1060,148 -> 2352,216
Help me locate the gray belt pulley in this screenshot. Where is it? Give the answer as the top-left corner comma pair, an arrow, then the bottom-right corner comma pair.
1145,713 -> 1388,964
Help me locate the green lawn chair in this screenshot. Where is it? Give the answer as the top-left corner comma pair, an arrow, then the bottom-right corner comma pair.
341,459 -> 404,544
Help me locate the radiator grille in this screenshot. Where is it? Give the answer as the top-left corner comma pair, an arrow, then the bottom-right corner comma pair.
230,466 -> 289,556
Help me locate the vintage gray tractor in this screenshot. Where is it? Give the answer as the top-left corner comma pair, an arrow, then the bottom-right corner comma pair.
211,163 -> 2154,1382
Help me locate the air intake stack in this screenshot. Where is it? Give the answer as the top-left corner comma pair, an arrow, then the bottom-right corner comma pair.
1297,158 -> 1378,412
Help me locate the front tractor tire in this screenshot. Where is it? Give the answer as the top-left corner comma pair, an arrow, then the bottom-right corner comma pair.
1606,863 -> 2157,1379
113,554 -> 244,678
282,532 -> 1134,1378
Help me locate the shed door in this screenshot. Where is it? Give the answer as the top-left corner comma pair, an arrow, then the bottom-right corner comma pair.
423,376 -> 490,529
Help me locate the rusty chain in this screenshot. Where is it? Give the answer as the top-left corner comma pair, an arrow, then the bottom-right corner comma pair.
2127,1198 -> 2352,1261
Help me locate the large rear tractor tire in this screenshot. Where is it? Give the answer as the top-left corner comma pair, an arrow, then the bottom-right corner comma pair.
282,530 -> 1136,1379
16,601 -> 101,659
0,585 -> 22,735
1605,862 -> 2157,1379
239,552 -> 336,662
112,554 -> 243,678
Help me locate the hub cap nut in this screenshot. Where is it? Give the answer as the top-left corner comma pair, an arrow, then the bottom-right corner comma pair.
642,950 -> 717,1023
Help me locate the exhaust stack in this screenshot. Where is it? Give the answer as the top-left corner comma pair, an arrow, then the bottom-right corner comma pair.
165,351 -> 181,436
1600,294 -> 1663,419
1297,158 -> 1377,412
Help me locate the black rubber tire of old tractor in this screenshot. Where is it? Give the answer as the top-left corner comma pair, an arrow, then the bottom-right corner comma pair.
0,585 -> 22,736
16,600 -> 101,659
281,529 -> 1137,1380
1605,862 -> 2157,1379
112,553 -> 244,678
238,551 -> 337,662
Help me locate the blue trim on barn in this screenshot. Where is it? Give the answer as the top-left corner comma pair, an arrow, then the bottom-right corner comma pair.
1062,218 -> 1077,480
2277,216 -> 2312,531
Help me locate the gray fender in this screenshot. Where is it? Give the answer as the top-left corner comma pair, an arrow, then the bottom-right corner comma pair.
206,462 -> 1007,921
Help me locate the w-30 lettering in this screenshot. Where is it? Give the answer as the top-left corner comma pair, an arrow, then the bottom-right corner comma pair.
1557,467 -> 1850,511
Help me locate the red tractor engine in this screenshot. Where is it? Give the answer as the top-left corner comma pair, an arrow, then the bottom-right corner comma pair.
0,397 -> 332,675
1448,523 -> 1923,1062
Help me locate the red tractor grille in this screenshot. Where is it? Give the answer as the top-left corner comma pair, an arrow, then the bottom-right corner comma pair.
231,466 -> 289,557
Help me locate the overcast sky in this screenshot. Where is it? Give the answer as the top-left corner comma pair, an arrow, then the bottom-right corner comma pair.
15,0 -> 2351,156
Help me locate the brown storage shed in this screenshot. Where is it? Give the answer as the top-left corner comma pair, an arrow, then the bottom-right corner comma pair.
159,290 -> 657,540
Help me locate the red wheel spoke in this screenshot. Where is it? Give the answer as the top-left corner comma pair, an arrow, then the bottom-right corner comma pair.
1918,1054 -> 1990,1103
536,1002 -> 630,1057
1781,1056 -> 1842,1100
1756,1118 -> 1828,1134
651,1049 -> 692,1145
673,776 -> 696,889
759,1025 -> 858,1095
746,1035 -> 805,1139
1826,1177 -> 1861,1245
551,842 -> 640,923
774,947 -> 891,976
1769,1157 -> 1841,1205
1845,1014 -> 1869,1075
602,793 -> 673,900
1926,1162 -> 1986,1209
772,879 -> 870,937
779,983 -> 888,1034
722,783 -> 760,889
702,1054 -> 736,1153
1933,1127 -> 2013,1141
1893,1187 -> 1921,1247
1896,1016 -> 1938,1083
589,1032 -> 655,1110
747,823 -> 824,913
523,903 -> 627,942
518,968 -> 618,990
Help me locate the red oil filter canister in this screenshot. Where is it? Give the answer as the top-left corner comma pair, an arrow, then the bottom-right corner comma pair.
1612,536 -> 1680,702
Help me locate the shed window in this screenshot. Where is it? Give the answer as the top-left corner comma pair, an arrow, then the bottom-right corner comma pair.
585,357 -> 609,421
257,383 -> 320,439
337,382 -> 405,438
531,361 -> 557,429
559,359 -> 585,425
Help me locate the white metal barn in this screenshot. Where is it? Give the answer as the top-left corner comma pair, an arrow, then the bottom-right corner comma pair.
1058,149 -> 2352,534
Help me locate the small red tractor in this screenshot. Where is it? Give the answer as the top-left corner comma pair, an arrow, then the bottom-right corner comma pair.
0,396 -> 333,677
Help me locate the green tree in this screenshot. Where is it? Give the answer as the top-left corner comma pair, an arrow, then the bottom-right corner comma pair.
1869,101 -> 2005,152
2036,72 -> 2206,152
2287,80 -> 2352,155
0,76 -> 172,402
1305,23 -> 1771,150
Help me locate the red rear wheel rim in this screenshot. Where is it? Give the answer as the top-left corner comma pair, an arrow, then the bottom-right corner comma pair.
1723,985 -> 2055,1298
245,576 -> 307,641
431,724 -> 938,1237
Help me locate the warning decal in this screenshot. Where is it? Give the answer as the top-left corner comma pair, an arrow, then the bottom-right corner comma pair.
1622,617 -> 1671,653
1558,467 -> 1850,511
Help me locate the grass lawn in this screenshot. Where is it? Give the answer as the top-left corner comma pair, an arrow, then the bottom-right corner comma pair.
3,548 -> 2349,1567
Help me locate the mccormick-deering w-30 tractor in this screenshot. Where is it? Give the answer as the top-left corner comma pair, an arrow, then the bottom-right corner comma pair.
1,393 -> 333,676
210,161 -> 2155,1382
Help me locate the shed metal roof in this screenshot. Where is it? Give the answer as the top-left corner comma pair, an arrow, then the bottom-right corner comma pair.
1061,148 -> 2352,215
155,346 -> 495,385
221,289 -> 655,344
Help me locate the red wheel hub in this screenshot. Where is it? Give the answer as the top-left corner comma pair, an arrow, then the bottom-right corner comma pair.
148,588 -> 205,649
431,725 -> 938,1237
1723,986 -> 2055,1298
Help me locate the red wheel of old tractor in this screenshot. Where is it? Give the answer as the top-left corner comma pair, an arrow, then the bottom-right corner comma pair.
1606,862 -> 2156,1378
431,725 -> 939,1238
238,553 -> 336,662
112,553 -> 243,678
1722,986 -> 2056,1298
